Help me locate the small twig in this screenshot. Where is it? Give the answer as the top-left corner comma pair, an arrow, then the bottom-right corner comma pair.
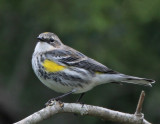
135,90 -> 145,116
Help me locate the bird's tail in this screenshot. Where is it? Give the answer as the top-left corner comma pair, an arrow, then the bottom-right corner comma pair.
118,74 -> 155,87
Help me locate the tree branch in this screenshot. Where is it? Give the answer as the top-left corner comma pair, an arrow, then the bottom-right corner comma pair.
135,90 -> 145,116
14,91 -> 151,124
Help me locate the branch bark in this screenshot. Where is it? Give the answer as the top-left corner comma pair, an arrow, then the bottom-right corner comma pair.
14,91 -> 151,124
135,91 -> 145,116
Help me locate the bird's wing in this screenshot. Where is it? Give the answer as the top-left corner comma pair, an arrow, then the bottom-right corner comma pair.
44,47 -> 118,74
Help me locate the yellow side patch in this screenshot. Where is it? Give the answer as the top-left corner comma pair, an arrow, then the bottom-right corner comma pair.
42,60 -> 66,73
95,72 -> 103,74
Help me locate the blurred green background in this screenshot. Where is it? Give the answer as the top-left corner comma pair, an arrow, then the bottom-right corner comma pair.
0,0 -> 160,124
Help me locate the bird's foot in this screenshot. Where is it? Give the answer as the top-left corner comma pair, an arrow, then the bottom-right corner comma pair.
74,102 -> 85,116
45,97 -> 61,106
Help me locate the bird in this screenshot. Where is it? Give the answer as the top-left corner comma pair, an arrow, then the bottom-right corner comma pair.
32,32 -> 155,105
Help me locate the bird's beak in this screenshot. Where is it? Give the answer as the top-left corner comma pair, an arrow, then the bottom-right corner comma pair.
37,36 -> 44,42
37,36 -> 41,40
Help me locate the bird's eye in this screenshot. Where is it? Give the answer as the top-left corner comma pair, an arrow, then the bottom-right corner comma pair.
50,38 -> 54,42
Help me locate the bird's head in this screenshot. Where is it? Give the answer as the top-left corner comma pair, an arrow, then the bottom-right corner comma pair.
37,32 -> 63,47
34,32 -> 63,53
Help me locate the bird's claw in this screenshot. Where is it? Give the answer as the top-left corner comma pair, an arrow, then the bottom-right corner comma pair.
45,99 -> 56,106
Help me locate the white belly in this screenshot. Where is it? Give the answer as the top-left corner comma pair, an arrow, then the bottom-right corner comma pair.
37,69 -> 98,94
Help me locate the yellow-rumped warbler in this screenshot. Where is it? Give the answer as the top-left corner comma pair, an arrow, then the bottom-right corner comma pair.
32,32 -> 155,105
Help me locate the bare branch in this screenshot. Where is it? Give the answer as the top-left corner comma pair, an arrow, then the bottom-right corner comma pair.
14,91 -> 151,124
135,90 -> 145,116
